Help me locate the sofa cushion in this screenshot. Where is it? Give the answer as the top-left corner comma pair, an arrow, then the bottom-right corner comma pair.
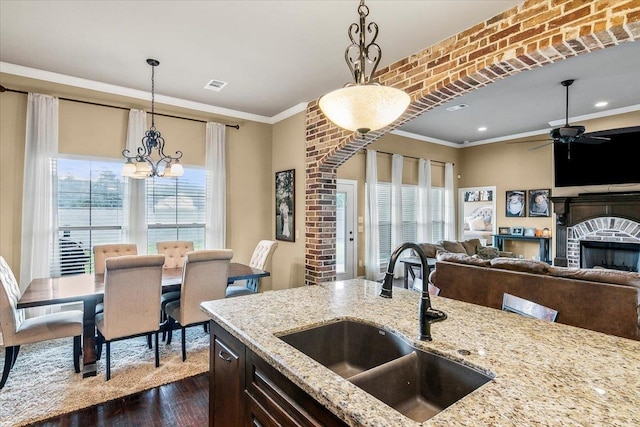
441,240 -> 467,254
490,257 -> 550,274
548,266 -> 640,289
436,252 -> 492,267
413,243 -> 445,258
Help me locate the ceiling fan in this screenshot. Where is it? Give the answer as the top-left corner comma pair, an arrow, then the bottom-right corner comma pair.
527,79 -> 610,151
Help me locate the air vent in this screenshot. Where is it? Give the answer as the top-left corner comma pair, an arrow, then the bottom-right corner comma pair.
204,79 -> 228,92
446,103 -> 468,111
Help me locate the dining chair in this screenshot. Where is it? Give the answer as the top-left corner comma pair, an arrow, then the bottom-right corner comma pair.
226,240 -> 277,297
0,256 -> 83,389
93,243 -> 138,274
92,243 -> 138,316
502,293 -> 558,322
165,249 -> 232,361
157,241 -> 194,340
95,254 -> 165,380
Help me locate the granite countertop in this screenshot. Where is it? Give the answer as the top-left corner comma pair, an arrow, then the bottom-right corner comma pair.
201,279 -> 640,426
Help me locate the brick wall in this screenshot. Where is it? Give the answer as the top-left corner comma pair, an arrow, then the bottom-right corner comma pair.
304,0 -> 640,285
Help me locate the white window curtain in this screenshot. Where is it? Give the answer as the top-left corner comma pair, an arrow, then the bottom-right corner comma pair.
365,149 -> 380,281
417,158 -> 432,243
444,162 -> 456,240
20,93 -> 59,291
391,154 -> 404,278
205,122 -> 226,249
123,109 -> 148,252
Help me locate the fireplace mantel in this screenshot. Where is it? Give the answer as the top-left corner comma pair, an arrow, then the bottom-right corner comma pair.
550,192 -> 640,266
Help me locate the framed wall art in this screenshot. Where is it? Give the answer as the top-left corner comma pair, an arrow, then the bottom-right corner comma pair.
275,169 -> 295,242
510,226 -> 524,236
528,189 -> 551,217
506,190 -> 526,217
458,186 -> 496,243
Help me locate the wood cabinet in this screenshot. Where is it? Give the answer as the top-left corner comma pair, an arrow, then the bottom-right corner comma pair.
210,321 -> 347,427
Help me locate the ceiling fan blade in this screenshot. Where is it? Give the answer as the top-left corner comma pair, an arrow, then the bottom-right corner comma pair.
529,141 -> 553,151
576,136 -> 608,144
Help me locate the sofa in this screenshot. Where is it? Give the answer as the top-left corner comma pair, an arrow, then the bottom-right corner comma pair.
414,238 -> 513,260
429,252 -> 640,341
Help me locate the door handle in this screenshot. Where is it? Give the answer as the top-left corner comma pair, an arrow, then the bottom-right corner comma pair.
349,238 -> 354,241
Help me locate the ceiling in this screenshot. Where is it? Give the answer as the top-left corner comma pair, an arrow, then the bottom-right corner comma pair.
1,1 -> 638,145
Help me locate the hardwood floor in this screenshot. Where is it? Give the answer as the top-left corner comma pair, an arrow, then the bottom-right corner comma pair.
30,374 -> 209,427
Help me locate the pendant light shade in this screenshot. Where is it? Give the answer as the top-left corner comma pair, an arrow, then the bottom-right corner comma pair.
319,85 -> 410,135
319,0 -> 409,135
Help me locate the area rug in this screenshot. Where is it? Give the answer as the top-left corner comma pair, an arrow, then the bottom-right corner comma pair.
0,327 -> 210,427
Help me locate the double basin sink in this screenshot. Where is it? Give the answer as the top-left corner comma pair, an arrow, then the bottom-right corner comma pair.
278,320 -> 493,423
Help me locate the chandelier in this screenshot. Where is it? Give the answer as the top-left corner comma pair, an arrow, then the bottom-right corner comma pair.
122,59 -> 183,178
319,0 -> 410,135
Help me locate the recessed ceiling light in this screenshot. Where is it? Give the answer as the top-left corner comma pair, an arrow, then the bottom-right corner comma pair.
594,101 -> 608,108
478,127 -> 487,132
446,103 -> 469,111
204,79 -> 228,92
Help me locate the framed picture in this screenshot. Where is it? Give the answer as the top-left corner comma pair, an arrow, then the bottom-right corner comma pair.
499,227 -> 511,235
510,226 -> 524,236
528,189 -> 551,217
459,186 -> 496,242
524,227 -> 537,237
275,169 -> 295,242
506,190 -> 526,217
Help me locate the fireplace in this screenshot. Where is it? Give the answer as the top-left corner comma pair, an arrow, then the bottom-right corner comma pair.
580,240 -> 640,272
551,193 -> 640,268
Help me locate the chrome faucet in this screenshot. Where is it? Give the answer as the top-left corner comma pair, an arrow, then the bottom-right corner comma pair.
380,243 -> 447,341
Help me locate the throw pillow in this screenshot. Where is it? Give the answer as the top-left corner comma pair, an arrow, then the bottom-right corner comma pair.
441,240 -> 467,254
475,246 -> 499,260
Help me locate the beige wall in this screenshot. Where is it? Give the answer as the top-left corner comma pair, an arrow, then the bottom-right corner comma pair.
0,91 -> 27,272
271,111 -> 307,290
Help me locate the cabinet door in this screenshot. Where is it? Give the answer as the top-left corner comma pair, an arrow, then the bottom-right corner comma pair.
211,322 -> 245,427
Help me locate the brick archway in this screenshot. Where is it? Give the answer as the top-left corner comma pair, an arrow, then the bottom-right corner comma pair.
304,0 -> 640,285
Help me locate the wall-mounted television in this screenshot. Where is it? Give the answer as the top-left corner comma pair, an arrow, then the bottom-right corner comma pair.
553,128 -> 640,188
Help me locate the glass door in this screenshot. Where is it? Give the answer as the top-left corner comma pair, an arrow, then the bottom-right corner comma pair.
336,180 -> 357,280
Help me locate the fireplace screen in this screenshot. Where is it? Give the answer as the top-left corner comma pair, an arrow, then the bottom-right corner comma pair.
580,241 -> 640,272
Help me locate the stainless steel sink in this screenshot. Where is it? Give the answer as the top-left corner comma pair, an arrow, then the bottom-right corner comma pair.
278,320 -> 493,422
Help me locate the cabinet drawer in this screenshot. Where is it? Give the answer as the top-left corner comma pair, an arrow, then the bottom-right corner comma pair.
246,349 -> 346,427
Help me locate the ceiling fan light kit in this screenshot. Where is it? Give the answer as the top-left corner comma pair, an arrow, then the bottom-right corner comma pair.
319,0 -> 410,135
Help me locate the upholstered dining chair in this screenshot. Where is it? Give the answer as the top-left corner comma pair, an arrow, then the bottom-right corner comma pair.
226,240 -> 278,298
157,241 -> 194,339
0,256 -> 83,389
92,243 -> 138,316
95,254 -> 165,380
502,293 -> 558,322
165,249 -> 232,361
93,243 -> 138,274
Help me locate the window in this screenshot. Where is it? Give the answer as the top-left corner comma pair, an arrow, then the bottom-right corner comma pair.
54,158 -> 207,276
146,168 -> 206,253
55,158 -> 125,275
377,183 -> 444,264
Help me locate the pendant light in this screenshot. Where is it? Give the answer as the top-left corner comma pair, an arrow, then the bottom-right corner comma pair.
122,59 -> 183,178
319,0 -> 410,135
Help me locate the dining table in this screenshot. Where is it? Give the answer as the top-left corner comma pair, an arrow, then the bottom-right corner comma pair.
17,262 -> 269,378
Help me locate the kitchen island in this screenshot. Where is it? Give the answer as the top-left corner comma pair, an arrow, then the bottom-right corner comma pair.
201,279 -> 640,426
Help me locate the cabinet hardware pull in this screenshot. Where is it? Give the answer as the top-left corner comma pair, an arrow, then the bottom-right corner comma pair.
218,350 -> 233,362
